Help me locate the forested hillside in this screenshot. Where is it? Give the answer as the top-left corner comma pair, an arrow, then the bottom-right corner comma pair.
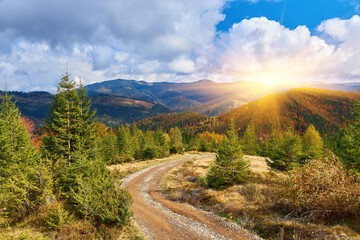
219,88 -> 360,136
0,91 -> 170,127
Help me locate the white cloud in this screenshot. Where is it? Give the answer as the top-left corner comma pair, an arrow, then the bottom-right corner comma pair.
210,16 -> 360,83
0,0 -> 360,92
168,55 -> 196,74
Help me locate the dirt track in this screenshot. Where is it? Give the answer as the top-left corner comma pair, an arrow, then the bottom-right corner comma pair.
123,153 -> 259,240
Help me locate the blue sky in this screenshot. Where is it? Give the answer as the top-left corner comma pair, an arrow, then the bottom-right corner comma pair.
218,0 -> 360,32
0,0 -> 360,91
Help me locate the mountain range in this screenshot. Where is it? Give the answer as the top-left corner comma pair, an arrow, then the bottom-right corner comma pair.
2,78 -> 360,132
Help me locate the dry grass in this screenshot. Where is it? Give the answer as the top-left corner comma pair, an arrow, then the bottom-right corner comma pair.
161,154 -> 360,240
108,153 -> 192,179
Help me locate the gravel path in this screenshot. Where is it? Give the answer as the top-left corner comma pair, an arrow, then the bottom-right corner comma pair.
123,153 -> 261,240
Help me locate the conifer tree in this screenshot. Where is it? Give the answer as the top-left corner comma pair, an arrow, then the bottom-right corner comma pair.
42,73 -> 96,165
0,92 -> 52,221
266,127 -> 302,171
169,127 -> 184,154
302,124 -> 323,161
101,131 -> 119,164
43,72 -> 132,225
341,99 -> 360,171
241,125 -> 259,155
206,120 -> 250,189
117,125 -> 135,160
154,129 -> 170,157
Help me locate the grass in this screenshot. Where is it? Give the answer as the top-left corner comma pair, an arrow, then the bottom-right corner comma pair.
161,154 -> 360,240
108,152 -> 199,179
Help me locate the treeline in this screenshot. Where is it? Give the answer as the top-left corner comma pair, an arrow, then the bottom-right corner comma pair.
100,125 -> 184,164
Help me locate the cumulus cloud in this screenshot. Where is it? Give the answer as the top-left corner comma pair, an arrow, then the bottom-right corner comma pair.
213,16 -> 360,83
167,56 -> 196,74
0,0 -> 226,90
0,0 -> 360,91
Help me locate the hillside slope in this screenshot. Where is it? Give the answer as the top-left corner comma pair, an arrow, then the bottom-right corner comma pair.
136,88 -> 360,136
0,91 -> 171,127
219,88 -> 360,136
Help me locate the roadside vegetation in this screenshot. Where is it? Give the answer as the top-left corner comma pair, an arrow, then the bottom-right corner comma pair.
162,110 -> 360,239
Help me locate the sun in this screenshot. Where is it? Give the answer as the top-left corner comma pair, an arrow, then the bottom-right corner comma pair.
263,78 -> 279,86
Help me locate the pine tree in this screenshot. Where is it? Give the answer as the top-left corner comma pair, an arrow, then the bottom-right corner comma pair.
42,73 -> 96,166
42,72 -> 132,225
154,129 -> 170,158
117,125 -> 135,161
266,127 -> 302,171
101,131 -> 119,164
0,92 -> 52,221
169,127 -> 184,154
206,120 -> 250,189
341,100 -> 360,171
241,125 -> 259,155
302,124 -> 323,161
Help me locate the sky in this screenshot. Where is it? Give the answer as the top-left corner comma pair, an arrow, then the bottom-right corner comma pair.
0,0 -> 360,92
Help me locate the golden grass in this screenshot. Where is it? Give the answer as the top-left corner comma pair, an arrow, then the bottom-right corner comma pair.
161,154 -> 360,239
108,153 -> 193,179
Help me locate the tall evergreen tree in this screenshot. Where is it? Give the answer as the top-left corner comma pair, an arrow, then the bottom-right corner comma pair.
0,92 -> 52,221
169,127 -> 184,154
302,124 -> 324,161
42,73 -> 96,165
117,125 -> 135,160
241,125 -> 259,155
266,127 -> 302,171
206,120 -> 250,189
341,99 -> 360,171
42,72 -> 132,225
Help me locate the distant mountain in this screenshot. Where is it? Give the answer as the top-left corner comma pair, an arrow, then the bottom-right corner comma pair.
0,91 -> 170,127
86,78 -> 360,116
137,88 -> 360,137
85,79 -> 283,115
218,88 -> 360,136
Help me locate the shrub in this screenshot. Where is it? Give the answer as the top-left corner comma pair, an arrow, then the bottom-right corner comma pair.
142,147 -> 157,160
0,164 -> 53,222
69,169 -> 133,225
38,201 -> 73,230
280,154 -> 360,223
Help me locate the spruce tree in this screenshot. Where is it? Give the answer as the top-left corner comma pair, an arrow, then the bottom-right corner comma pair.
169,127 -> 184,154
341,99 -> 360,171
101,131 -> 119,164
43,72 -> 132,225
206,120 -> 250,189
302,124 -> 323,161
117,125 -> 135,161
266,127 -> 302,171
241,125 -> 259,155
43,74 -> 97,167
0,92 -> 52,221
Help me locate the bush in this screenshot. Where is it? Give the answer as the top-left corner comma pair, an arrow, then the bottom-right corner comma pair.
69,169 -> 133,225
142,147 -> 157,160
280,155 -> 360,223
0,164 -> 53,222
38,201 -> 73,230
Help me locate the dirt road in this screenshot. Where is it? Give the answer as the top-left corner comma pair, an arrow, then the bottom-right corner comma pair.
123,153 -> 259,240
